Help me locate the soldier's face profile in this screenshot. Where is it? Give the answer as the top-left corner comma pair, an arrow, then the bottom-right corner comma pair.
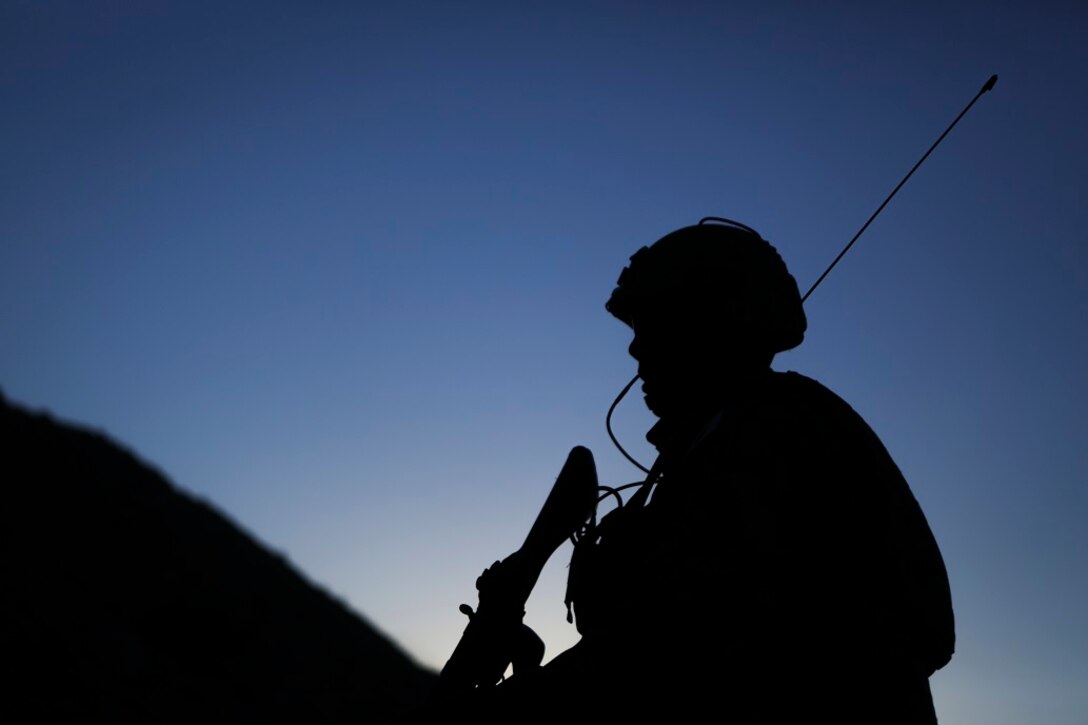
628,307 -> 721,419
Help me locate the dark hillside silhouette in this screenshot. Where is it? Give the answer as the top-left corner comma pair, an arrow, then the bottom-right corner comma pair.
0,390 -> 435,723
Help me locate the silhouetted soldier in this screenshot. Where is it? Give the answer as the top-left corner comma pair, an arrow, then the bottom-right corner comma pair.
437,218 -> 954,724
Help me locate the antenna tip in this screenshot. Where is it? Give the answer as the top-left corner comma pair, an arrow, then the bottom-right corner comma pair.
982,74 -> 998,93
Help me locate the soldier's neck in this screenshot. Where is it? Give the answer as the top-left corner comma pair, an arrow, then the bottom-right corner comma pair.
645,367 -> 772,453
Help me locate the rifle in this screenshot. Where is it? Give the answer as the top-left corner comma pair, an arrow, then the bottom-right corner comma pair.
434,446 -> 598,699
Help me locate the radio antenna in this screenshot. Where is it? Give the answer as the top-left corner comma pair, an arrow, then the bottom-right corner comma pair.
801,74 -> 998,303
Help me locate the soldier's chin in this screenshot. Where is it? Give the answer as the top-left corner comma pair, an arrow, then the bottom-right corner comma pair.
643,392 -> 667,418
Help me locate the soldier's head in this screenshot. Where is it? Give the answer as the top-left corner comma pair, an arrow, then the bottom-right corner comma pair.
606,218 -> 806,417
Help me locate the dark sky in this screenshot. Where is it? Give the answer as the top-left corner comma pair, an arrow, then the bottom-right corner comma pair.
3,3 -> 1086,722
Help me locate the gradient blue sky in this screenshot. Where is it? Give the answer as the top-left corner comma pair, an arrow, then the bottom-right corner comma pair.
3,2 -> 1086,722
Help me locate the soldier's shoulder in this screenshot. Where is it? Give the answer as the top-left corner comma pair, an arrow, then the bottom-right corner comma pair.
765,370 -> 855,414
770,369 -> 840,398
758,370 -> 884,444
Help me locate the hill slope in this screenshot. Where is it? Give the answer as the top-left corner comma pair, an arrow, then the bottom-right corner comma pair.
1,391 -> 435,722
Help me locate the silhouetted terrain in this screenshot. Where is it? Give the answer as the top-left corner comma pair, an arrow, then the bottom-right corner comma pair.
0,390 -> 435,723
